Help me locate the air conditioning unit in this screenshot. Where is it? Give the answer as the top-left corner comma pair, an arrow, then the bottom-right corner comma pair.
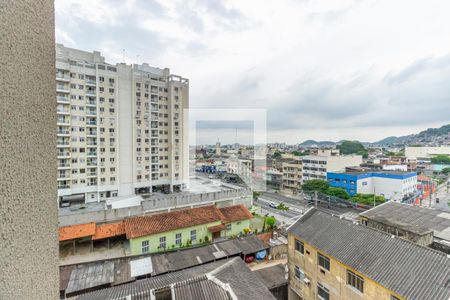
303,278 -> 310,285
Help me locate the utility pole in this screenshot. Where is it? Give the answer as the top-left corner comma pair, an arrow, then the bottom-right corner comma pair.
429,179 -> 433,208
373,187 -> 376,207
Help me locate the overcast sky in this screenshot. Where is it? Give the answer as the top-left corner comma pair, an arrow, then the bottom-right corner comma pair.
56,0 -> 450,144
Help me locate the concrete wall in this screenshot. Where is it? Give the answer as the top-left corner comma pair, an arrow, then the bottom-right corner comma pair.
0,1 -> 58,298
59,188 -> 252,226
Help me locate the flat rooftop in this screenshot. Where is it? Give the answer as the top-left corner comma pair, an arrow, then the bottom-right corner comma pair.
59,177 -> 249,218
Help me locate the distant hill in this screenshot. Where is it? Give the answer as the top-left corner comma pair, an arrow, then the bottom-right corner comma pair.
298,124 -> 450,147
298,140 -> 336,147
373,124 -> 450,146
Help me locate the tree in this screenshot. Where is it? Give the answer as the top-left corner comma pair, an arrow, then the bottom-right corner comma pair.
431,155 -> 450,164
272,151 -> 282,158
350,194 -> 385,206
356,149 -> 369,159
292,150 -> 301,156
325,187 -> 350,199
337,140 -> 365,155
265,216 -> 277,230
301,179 -> 329,193
442,167 -> 450,175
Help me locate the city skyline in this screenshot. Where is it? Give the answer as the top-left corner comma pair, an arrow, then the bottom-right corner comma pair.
56,0 -> 450,143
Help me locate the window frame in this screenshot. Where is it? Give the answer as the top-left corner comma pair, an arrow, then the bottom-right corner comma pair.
295,239 -> 304,254
175,233 -> 182,245
159,236 -> 166,249
317,283 -> 330,300
294,265 -> 305,280
141,240 -> 149,253
317,253 -> 330,271
190,230 -> 196,241
347,269 -> 364,294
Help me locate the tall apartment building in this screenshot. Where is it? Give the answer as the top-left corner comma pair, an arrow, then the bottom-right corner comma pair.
56,44 -> 188,204
302,154 -> 362,181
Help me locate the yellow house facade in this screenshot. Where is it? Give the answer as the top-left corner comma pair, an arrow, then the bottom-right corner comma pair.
288,233 -> 403,300
287,208 -> 450,300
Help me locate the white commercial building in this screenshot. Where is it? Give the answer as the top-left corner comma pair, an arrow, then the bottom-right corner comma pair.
301,154 -> 363,182
56,44 -> 189,204
405,146 -> 450,161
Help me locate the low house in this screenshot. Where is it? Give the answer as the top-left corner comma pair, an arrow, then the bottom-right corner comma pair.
125,204 -> 253,255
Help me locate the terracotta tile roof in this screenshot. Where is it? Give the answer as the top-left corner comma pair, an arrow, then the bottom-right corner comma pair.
219,204 -> 253,223
59,222 -> 96,242
207,224 -> 227,233
124,205 -> 225,239
92,221 -> 125,240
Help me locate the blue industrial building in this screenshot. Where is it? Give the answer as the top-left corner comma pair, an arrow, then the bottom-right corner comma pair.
326,171 -> 417,199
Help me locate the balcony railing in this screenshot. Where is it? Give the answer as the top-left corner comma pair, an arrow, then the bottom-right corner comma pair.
57,96 -> 69,102
57,130 -> 70,135
56,74 -> 70,81
56,85 -> 69,92
58,185 -> 70,189
57,151 -> 70,157
86,90 -> 96,96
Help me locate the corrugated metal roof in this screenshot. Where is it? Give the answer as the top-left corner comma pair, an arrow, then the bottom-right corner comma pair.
172,275 -> 230,300
67,258 -> 276,300
360,201 -> 450,241
288,208 -> 450,300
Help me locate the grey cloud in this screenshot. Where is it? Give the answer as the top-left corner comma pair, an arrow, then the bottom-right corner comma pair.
268,54 -> 450,131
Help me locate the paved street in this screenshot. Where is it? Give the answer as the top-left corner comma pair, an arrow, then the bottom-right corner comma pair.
430,179 -> 450,211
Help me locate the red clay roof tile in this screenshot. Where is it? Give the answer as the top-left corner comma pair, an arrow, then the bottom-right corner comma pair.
92,221 -> 125,240
219,204 -> 253,223
124,205 -> 225,239
59,222 -> 96,241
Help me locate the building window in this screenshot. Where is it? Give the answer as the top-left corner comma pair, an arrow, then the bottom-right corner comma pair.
159,236 -> 166,249
175,233 -> 182,245
317,283 -> 330,300
391,296 -> 401,300
226,224 -> 232,231
141,240 -> 149,253
294,265 -> 305,280
190,230 -> 196,241
347,270 -> 364,293
295,239 -> 304,254
318,253 -> 330,271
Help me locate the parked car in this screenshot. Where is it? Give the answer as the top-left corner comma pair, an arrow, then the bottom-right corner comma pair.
269,202 -> 277,208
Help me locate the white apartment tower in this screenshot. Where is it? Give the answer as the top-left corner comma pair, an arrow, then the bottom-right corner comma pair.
56,44 -> 189,204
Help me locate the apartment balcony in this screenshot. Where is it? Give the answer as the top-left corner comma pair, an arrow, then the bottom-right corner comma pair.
57,95 -> 69,103
86,130 -> 97,136
56,85 -> 70,93
57,129 -> 70,136
56,74 -> 70,82
87,172 -> 98,177
57,151 -> 70,158
86,121 -> 97,126
57,118 -> 70,125
87,151 -> 97,156
57,173 -> 70,180
57,107 -> 70,115
57,140 -> 70,147
87,161 -> 97,166
58,184 -> 70,190
86,89 -> 96,96
85,79 -> 96,85
58,163 -> 71,169
86,99 -> 96,106
86,110 -> 97,116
